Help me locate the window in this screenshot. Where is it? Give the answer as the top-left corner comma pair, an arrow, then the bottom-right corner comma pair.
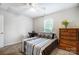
44,18 -> 53,33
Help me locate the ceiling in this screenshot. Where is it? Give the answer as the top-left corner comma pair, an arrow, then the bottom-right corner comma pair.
0,3 -> 78,18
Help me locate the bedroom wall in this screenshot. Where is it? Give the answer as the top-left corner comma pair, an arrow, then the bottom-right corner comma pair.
33,6 -> 79,38
0,8 -> 33,46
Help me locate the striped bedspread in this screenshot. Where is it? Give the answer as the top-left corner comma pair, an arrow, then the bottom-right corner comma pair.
25,37 -> 57,55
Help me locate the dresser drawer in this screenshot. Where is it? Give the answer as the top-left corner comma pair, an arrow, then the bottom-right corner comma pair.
67,29 -> 76,33
59,43 -> 77,53
60,32 -> 77,36
60,30 -> 68,32
77,43 -> 79,54
61,32 -> 70,36
59,43 -> 73,48
60,29 -> 76,33
60,36 -> 77,41
60,40 -> 77,46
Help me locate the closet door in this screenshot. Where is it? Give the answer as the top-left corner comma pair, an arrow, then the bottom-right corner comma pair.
0,15 -> 4,48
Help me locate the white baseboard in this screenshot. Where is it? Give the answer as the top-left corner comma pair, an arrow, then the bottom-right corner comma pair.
4,41 -> 21,47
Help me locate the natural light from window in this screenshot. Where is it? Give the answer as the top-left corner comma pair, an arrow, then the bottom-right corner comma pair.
44,18 -> 53,33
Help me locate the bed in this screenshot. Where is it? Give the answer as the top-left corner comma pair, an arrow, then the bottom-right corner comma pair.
22,33 -> 58,55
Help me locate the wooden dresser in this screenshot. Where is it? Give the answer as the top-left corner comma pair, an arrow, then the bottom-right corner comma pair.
59,28 -> 79,54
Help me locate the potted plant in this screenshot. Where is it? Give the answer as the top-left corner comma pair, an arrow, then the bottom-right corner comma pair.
62,19 -> 69,28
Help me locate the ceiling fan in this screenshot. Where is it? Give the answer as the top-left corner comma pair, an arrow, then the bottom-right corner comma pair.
0,3 -> 45,11
19,3 -> 45,11
0,3 -> 46,17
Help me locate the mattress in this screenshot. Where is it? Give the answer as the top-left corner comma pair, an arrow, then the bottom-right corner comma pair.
21,37 -> 38,53
25,37 -> 57,55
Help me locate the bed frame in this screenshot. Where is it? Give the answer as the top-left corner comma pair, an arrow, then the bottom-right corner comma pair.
23,39 -> 58,55
42,39 -> 58,55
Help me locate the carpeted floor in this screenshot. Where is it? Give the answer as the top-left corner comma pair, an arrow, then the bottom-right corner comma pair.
0,43 -> 76,55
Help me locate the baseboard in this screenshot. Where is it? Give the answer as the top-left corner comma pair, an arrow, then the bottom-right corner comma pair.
4,41 -> 21,47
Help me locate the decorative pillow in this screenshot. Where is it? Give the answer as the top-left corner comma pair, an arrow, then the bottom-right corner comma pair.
37,33 -> 42,37
37,33 -> 57,39
37,33 -> 45,38
52,33 -> 55,39
41,34 -> 45,38
45,33 -> 57,39
37,33 -> 41,37
44,34 -> 48,38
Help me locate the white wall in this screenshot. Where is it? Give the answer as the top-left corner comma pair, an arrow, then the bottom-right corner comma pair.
0,15 -> 4,48
0,6 -> 79,46
0,8 -> 33,46
33,6 -> 79,38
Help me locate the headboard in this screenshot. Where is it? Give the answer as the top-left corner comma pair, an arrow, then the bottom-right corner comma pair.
37,32 -> 57,39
